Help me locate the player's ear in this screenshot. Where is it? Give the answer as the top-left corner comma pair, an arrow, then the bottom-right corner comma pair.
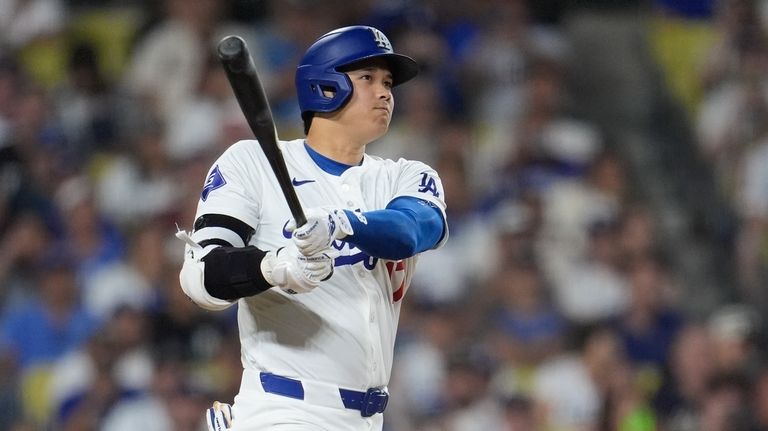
320,85 -> 336,99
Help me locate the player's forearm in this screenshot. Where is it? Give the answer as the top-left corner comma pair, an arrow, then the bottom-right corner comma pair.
343,197 -> 445,260
178,214 -> 333,308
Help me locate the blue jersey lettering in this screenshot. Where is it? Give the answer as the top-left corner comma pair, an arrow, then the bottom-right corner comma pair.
418,172 -> 439,197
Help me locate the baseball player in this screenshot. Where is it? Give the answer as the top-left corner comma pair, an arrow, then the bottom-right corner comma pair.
177,26 -> 448,430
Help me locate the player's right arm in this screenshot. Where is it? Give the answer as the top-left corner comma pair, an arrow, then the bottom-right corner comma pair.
177,142 -> 333,310
177,224 -> 332,310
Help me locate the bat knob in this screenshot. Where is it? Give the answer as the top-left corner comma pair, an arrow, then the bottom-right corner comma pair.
218,35 -> 250,73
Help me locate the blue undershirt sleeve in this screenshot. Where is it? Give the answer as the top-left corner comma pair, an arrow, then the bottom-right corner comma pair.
343,196 -> 445,260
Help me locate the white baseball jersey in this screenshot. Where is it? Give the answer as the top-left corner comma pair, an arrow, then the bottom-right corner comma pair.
194,138 -> 447,392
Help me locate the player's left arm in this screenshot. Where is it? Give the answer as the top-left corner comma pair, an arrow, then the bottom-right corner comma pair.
289,164 -> 447,260
341,196 -> 445,260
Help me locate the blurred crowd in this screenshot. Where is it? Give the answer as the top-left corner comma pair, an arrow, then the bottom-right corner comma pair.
1,0 -> 767,430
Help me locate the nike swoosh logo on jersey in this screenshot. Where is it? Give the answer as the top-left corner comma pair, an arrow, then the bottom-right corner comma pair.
291,178 -> 316,186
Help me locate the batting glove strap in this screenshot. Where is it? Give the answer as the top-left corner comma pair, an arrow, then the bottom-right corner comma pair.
289,207 -> 354,256
261,246 -> 334,294
206,401 -> 233,431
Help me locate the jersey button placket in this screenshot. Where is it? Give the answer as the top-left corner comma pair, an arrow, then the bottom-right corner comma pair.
339,181 -> 357,208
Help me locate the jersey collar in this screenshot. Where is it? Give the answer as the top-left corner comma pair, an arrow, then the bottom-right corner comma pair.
304,141 -> 362,176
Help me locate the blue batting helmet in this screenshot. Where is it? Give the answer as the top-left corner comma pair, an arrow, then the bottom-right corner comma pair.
295,26 -> 419,116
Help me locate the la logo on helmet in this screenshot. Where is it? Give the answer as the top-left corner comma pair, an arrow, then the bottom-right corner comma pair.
369,28 -> 391,50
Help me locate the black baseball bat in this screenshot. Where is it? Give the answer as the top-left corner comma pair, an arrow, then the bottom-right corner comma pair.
217,35 -> 307,227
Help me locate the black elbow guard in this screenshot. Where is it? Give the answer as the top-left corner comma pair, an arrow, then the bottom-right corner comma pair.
201,246 -> 273,300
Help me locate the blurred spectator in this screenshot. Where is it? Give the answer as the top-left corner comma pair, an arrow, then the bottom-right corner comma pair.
12,83 -> 65,161
485,261 -> 566,369
52,42 -> 120,158
0,76 -> 64,255
0,254 -> 95,369
539,150 -> 627,276
123,0 -> 239,123
531,327 -> 624,431
53,175 -> 124,283
0,253 -> 97,424
81,223 -> 168,322
50,305 -> 159,430
48,329 -> 117,423
460,0 -> 534,128
656,322 -> 717,430
550,215 -> 631,326
0,214 -> 53,307
492,198 -> 540,267
94,122 -> 177,230
388,303 -> 459,428
101,353 -> 216,431
698,372 -> 752,431
599,355 -> 658,431
698,0 -> 765,93
499,395 -> 536,431
164,54 -> 238,162
735,129 -> 768,301
613,252 -> 684,391
695,31 -> 768,203
707,304 -> 761,375
10,85 -> 69,197
0,0 -> 66,49
441,349 -> 506,431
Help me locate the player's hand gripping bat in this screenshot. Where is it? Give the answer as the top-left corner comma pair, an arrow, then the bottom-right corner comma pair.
217,35 -> 307,227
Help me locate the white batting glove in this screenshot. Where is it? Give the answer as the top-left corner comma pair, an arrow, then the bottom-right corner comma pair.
286,207 -> 355,256
261,244 -> 334,294
206,401 -> 233,431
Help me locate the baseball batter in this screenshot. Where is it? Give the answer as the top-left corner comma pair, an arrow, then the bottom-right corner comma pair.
177,26 -> 448,430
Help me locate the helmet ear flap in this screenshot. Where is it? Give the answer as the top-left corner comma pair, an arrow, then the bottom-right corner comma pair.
297,71 -> 353,113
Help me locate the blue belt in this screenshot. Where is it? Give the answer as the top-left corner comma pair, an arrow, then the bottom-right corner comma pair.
259,372 -> 389,417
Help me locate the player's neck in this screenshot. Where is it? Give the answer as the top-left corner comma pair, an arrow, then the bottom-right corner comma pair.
305,123 -> 366,166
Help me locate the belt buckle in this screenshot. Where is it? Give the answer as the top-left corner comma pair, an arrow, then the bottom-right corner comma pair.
360,388 -> 389,417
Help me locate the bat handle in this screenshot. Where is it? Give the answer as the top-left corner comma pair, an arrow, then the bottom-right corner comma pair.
217,36 -> 250,73
294,213 -> 307,228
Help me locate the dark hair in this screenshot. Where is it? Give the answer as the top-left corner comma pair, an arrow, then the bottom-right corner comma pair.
302,112 -> 314,135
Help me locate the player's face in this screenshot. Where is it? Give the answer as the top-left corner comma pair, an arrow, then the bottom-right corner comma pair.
337,61 -> 394,143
